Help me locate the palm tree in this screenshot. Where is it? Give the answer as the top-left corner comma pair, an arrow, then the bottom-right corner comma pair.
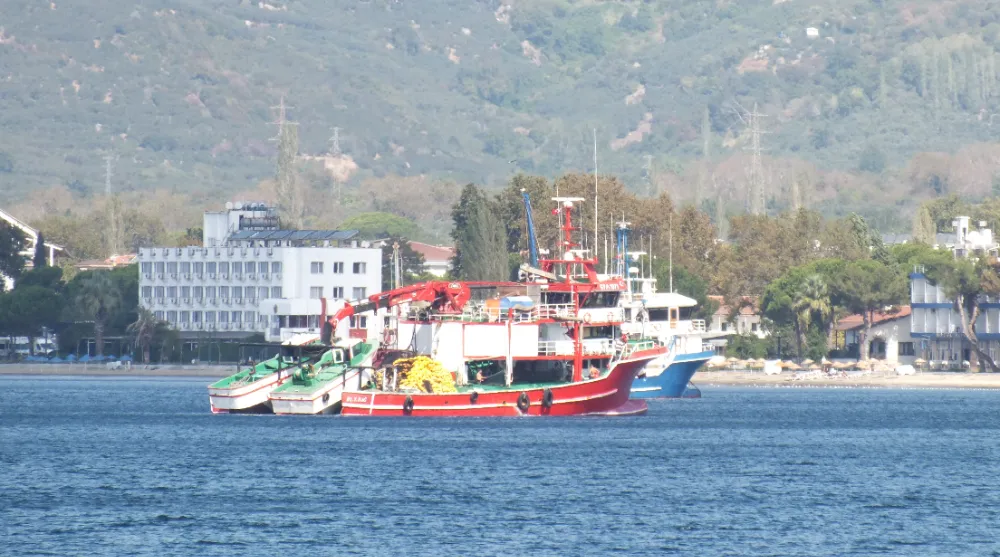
127,307 -> 160,364
792,274 -> 831,359
72,271 -> 122,357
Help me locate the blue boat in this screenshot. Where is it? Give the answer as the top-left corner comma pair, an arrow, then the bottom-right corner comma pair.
629,350 -> 712,399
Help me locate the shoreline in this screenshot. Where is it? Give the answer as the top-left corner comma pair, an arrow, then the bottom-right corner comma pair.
694,370 -> 1000,390
0,363 -> 231,378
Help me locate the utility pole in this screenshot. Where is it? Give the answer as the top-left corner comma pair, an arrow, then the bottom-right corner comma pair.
104,152 -> 122,258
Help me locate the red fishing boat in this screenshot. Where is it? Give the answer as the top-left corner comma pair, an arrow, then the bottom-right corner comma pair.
330,197 -> 665,417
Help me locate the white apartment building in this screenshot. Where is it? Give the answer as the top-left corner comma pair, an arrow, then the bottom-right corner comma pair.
138,203 -> 382,343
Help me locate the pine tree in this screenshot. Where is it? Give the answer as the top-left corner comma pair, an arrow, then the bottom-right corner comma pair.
450,184 -> 507,281
912,204 -> 935,244
33,233 -> 47,268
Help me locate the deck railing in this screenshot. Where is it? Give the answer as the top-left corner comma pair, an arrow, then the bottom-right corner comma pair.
537,339 -> 616,356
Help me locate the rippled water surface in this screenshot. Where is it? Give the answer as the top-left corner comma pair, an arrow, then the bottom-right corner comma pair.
3,377 -> 1000,556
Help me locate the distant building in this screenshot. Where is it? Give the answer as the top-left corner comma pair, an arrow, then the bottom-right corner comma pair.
407,241 -> 454,277
909,216 -> 1000,368
806,27 -> 819,38
75,254 -> 138,272
0,207 -> 64,291
708,295 -> 766,338
835,306 -> 914,365
138,202 -> 382,343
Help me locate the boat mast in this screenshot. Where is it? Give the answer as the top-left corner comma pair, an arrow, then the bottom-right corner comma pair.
593,128 -> 598,268
668,212 -> 673,293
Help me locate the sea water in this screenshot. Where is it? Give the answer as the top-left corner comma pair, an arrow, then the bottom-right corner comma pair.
3,377 -> 1000,556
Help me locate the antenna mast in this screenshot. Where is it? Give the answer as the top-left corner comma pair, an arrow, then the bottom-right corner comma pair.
593,128 -> 598,263
669,212 -> 674,293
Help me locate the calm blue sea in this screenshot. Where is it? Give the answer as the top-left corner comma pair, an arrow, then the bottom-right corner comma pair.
3,378 -> 1000,556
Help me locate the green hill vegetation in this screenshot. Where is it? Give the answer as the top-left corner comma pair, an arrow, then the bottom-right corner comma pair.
5,0 -> 1000,236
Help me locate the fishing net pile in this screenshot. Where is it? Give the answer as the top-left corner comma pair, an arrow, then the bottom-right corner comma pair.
392,356 -> 457,393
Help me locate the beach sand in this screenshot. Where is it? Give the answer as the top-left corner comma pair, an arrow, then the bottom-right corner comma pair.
0,363 -> 231,378
695,370 -> 1000,389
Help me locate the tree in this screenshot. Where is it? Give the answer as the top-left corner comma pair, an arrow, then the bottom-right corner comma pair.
832,260 -> 907,361
911,204 -> 936,244
848,213 -> 892,265
69,271 -> 123,357
792,274 -> 831,359
5,285 -> 62,355
341,212 -> 424,240
450,184 -> 508,281
654,261 -> 718,321
381,238 -> 427,290
275,122 -> 304,229
127,307 -> 161,364
858,145 -> 887,173
0,221 -> 26,290
33,232 -> 47,269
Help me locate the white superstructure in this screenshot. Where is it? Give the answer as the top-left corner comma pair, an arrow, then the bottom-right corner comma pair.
138,202 -> 382,342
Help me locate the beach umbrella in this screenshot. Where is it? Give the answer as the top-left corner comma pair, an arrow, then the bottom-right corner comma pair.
802,359 -> 815,366
785,362 -> 802,371
913,358 -> 927,366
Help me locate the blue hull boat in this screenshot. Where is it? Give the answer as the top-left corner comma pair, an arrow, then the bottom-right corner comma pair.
630,350 -> 712,399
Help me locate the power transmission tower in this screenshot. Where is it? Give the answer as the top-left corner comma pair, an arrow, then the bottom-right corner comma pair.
736,102 -> 768,215
269,96 -> 303,228
268,95 -> 298,141
329,126 -> 342,156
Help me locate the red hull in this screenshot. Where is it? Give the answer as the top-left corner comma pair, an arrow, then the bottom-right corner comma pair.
340,348 -> 664,417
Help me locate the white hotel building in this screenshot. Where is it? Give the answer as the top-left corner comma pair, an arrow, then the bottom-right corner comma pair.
138,203 -> 382,343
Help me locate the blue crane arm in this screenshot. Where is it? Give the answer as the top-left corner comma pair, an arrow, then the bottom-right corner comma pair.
522,191 -> 539,268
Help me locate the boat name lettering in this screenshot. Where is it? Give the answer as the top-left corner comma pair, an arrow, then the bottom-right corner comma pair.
598,282 -> 623,291
345,395 -> 369,404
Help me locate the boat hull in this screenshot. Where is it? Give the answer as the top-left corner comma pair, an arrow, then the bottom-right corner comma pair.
270,369 -> 367,415
630,350 -> 712,399
208,371 -> 292,413
341,348 -> 664,417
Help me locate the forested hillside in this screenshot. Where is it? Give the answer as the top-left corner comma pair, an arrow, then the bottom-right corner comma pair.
4,0 -> 1000,234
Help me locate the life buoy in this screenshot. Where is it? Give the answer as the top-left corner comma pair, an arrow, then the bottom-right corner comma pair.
470,391 -> 479,404
516,392 -> 530,413
541,388 -> 554,409
403,395 -> 414,414
322,392 -> 330,404
583,313 -> 592,324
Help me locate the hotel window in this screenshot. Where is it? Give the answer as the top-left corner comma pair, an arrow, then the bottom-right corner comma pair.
141,286 -> 152,298
206,286 -> 216,298
271,262 -> 282,273
271,287 -> 283,299
899,342 -> 915,356
205,311 -> 216,323
154,311 -> 164,320
331,287 -> 344,299
245,311 -> 256,324
154,286 -> 165,298
141,262 -> 152,274
311,262 -> 324,274
219,262 -> 230,275
166,311 -> 177,323
245,262 -> 255,274
192,311 -> 202,323
353,262 -> 367,274
206,262 -> 217,274
258,287 -> 269,299
180,262 -> 191,274
219,312 -> 229,323
179,311 -> 190,323
258,262 -> 269,274
231,311 -> 242,323
193,286 -> 203,299
332,262 -> 344,274
166,262 -> 178,274
154,262 -> 165,273
245,286 -> 256,299
181,286 -> 191,298
219,286 -> 229,299
167,286 -> 177,298
310,287 -> 323,299
193,262 -> 204,275
352,287 -> 366,300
